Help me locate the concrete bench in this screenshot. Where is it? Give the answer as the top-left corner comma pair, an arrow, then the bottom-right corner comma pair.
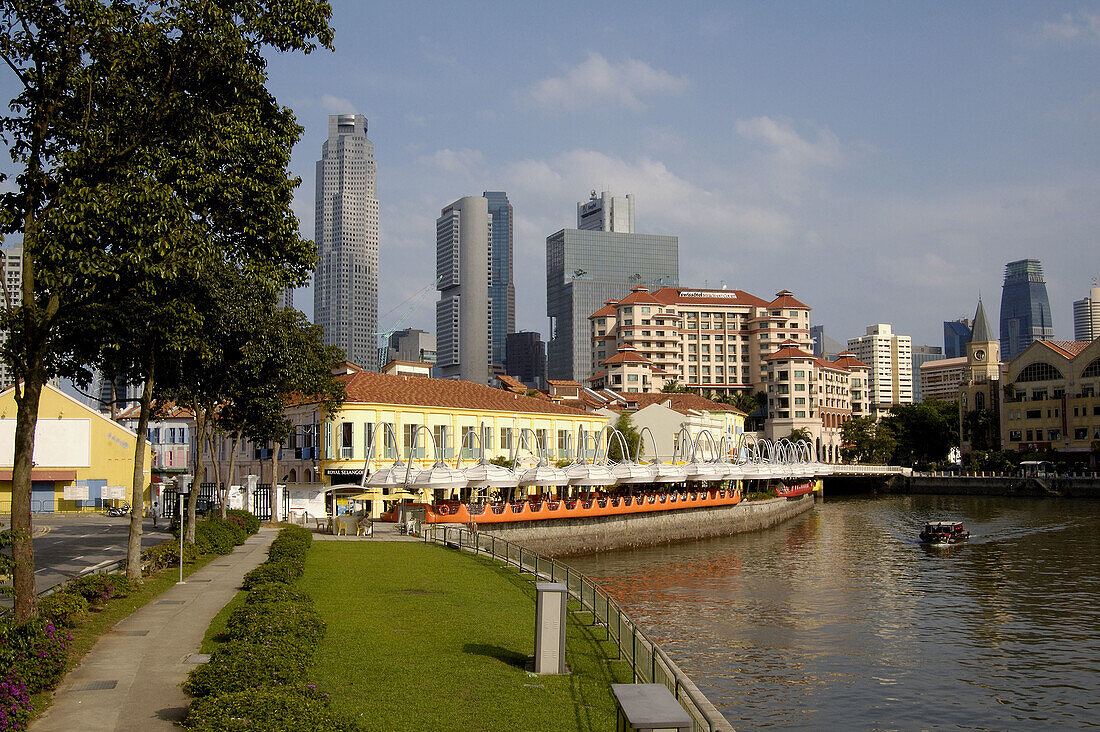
611,684 -> 693,732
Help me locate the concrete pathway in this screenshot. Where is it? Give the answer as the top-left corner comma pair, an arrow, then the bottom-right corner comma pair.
30,528 -> 276,732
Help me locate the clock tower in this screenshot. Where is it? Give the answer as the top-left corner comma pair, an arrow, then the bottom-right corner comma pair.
960,297 -> 1001,455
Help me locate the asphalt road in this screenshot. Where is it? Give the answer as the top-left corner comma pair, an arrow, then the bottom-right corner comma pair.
2,513 -> 175,598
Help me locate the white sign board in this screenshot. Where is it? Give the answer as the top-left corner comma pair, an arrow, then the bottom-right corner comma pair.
63,485 -> 90,501
102,485 -> 127,500
0,419 -> 91,467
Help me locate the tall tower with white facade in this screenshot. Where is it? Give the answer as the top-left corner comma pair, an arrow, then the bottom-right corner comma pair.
1073,283 -> 1100,341
314,114 -> 379,369
436,196 -> 492,385
846,324 -> 913,419
577,190 -> 635,233
0,247 -> 22,389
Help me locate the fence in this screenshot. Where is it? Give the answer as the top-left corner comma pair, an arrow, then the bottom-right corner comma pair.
423,525 -> 730,732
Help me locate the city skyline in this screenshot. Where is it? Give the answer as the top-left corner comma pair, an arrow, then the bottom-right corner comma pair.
2,3 -> 1098,353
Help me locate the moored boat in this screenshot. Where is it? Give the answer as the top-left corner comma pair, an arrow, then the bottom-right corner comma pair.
919,521 -> 970,545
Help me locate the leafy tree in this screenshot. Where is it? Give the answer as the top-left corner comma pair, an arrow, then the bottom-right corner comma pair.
608,412 -> 643,462
841,417 -> 896,464
962,407 -> 997,452
787,427 -> 814,445
0,0 -> 333,615
882,400 -> 960,467
661,380 -> 686,393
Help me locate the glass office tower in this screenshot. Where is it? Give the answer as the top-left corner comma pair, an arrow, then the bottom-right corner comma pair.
484,192 -> 515,370
999,259 -> 1054,360
943,318 -> 973,359
546,229 -> 678,382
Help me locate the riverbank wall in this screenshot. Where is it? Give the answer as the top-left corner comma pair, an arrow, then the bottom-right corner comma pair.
480,494 -> 815,557
826,475 -> 1100,498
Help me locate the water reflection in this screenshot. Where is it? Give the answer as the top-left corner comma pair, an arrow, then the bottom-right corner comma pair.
566,495 -> 1100,729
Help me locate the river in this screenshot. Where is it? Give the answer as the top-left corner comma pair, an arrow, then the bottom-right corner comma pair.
566,495 -> 1100,729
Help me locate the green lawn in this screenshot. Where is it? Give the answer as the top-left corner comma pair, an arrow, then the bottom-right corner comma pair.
298,542 -> 632,731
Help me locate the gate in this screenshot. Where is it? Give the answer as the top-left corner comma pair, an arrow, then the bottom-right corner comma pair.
251,484 -> 289,521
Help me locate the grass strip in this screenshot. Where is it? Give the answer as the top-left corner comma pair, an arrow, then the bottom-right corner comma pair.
299,541 -> 631,732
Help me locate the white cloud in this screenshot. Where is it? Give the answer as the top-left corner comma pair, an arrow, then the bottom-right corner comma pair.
735,116 -> 843,169
322,94 -> 356,114
418,148 -> 486,175
1038,11 -> 1100,44
526,52 -> 689,112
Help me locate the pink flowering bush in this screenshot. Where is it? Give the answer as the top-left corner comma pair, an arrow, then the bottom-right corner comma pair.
0,674 -> 32,732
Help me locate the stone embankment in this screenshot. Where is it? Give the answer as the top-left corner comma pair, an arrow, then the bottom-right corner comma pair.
480,495 -> 815,557
827,474 -> 1100,499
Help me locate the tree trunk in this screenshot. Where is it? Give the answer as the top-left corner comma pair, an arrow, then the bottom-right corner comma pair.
10,366 -> 46,620
222,431 -> 242,520
270,441 -> 281,523
126,367 -> 154,582
186,404 -> 207,543
206,430 -> 221,516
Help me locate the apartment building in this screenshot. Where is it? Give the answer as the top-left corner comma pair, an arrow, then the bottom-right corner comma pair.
846,324 -> 913,419
589,286 -> 813,397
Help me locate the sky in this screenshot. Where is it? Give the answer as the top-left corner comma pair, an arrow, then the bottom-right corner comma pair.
6,2 -> 1100,351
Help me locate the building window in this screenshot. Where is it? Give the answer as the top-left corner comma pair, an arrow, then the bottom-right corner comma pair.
500,427 -> 513,453
1048,429 -> 1061,441
1074,428 -> 1088,440
1009,430 -> 1022,442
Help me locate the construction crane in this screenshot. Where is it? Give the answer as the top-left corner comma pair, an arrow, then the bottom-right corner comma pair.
372,276 -> 443,369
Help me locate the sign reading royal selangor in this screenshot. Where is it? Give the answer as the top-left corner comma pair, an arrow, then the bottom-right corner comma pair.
326,469 -> 365,479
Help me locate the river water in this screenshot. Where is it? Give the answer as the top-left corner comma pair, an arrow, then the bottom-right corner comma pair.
566,495 -> 1100,729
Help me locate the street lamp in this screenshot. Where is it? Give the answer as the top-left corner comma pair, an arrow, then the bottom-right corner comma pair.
177,474 -> 192,584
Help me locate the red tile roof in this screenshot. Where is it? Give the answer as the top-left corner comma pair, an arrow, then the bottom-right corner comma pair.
616,287 -> 663,306
589,301 -> 619,318
831,353 -> 871,370
334,372 -> 591,417
1039,340 -> 1092,359
651,287 -> 769,308
496,374 -> 529,392
631,393 -> 746,415
768,290 -> 811,309
117,402 -> 195,420
765,344 -> 817,361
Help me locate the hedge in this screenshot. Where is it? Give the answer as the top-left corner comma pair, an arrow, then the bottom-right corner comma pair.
183,641 -> 313,698
183,685 -> 360,731
226,509 -> 260,535
37,592 -> 88,629
241,559 -> 304,589
0,619 -> 70,695
65,573 -> 132,606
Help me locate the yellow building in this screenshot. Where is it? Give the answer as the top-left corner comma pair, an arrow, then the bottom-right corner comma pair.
219,366 -> 609,518
0,383 -> 153,513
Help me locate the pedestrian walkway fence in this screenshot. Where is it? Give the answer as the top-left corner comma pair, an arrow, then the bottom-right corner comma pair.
423,525 -> 730,732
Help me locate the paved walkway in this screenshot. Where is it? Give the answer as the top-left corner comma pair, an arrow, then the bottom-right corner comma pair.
30,529 -> 276,732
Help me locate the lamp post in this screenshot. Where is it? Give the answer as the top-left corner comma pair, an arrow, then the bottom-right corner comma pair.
177,474 -> 192,584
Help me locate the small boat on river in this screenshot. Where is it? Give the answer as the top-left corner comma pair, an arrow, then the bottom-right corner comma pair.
919,521 -> 970,545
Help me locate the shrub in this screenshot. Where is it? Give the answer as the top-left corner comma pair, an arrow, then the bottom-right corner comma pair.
241,559 -> 304,589
0,618 -> 70,694
193,519 -> 237,555
266,526 -> 311,562
66,572 -> 132,605
225,601 -> 325,647
38,592 -> 88,628
226,509 -> 260,535
0,673 -> 32,732
183,686 -> 360,731
141,541 -> 197,573
183,641 -> 313,698
244,582 -> 309,606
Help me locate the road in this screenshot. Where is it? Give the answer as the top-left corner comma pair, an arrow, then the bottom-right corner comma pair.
2,513 -> 175,600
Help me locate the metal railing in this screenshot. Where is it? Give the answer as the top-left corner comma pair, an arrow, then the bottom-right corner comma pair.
423,525 -> 731,732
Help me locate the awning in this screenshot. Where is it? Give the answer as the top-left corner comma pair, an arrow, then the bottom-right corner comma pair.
0,469 -> 78,482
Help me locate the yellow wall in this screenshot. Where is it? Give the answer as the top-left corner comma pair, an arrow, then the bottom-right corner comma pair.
0,384 -> 153,513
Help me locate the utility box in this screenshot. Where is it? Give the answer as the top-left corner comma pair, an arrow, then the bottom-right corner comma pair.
611,684 -> 693,732
533,582 -> 568,674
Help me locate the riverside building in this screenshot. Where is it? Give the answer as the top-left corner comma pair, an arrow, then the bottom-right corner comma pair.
314,114 -> 380,369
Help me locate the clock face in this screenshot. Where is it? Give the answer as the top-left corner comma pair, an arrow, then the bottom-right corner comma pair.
975,349 -> 986,361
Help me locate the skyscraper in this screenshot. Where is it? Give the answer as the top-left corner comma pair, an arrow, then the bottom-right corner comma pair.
484,191 -> 514,370
547,192 -> 678,382
911,345 -> 945,401
943,317 -> 973,359
577,190 -> 635,233
314,114 -> 379,369
999,259 -> 1053,361
0,246 -> 22,389
1073,283 -> 1100,341
436,196 -> 492,385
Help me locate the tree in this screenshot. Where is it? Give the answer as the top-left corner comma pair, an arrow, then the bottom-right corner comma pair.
608,412 -> 643,462
883,400 -> 959,467
0,0 -> 333,617
841,417 -> 896,464
787,427 -> 814,445
661,380 -> 686,393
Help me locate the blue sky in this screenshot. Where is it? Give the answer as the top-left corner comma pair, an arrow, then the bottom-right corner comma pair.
7,2 -> 1100,350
